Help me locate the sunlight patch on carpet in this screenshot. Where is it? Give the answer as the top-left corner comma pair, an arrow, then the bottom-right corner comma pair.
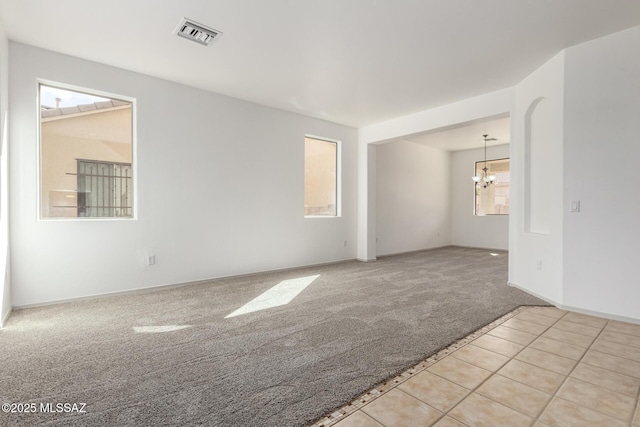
225,274 -> 320,318
133,325 -> 192,333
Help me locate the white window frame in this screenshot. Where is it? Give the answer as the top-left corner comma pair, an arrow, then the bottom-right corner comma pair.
304,134 -> 341,218
37,79 -> 138,221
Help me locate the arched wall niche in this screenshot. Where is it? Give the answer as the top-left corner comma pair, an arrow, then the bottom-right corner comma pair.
524,96 -> 551,235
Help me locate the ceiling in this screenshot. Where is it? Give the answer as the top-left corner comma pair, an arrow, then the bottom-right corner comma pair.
1,1 -> 639,129
405,115 -> 510,152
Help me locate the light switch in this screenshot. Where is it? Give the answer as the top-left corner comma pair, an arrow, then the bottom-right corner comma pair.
570,201 -> 580,212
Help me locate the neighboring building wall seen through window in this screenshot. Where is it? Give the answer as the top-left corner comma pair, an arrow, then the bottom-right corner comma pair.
304,136 -> 338,217
39,83 -> 134,219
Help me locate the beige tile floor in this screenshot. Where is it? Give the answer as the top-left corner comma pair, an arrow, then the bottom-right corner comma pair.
315,306 -> 640,427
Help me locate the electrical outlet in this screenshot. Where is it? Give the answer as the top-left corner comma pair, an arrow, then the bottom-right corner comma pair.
570,200 -> 580,212
343,240 -> 347,247
537,260 -> 542,271
147,255 -> 156,266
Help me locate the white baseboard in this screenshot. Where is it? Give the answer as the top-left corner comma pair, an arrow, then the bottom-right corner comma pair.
508,282 -> 640,325
376,245 -> 453,259
13,257 -> 358,310
556,303 -> 640,325
507,282 -> 559,306
0,307 -> 11,328
454,245 -> 508,252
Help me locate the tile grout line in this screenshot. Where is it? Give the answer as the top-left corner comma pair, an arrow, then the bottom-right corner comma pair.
380,385 -> 449,426
443,307 -> 564,425
363,305 -> 532,427
308,305 -> 539,427
473,310 -> 628,423
587,331 -> 640,364
358,307 -> 565,426
545,323 -> 640,425
338,310 -> 640,427
548,321 -> 640,380
512,314 -> 640,375
394,309 -> 545,427
357,404 -> 388,427
361,386 -> 455,427
427,307 -> 572,426
530,315 -> 634,425
452,308 -> 639,426
633,368 -> 640,427
528,310 -> 576,425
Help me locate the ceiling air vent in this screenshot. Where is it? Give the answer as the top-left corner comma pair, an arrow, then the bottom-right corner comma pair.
175,18 -> 222,47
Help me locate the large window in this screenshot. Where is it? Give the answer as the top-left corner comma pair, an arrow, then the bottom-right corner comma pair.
475,158 -> 510,215
304,136 -> 338,216
39,83 -> 134,219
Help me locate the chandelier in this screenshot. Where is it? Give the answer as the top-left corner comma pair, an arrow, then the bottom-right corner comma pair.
472,134 -> 497,188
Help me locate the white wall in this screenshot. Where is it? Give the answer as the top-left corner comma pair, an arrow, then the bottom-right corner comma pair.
562,26 -> 640,319
451,144 -> 509,250
509,51 -> 565,304
0,22 -> 9,326
376,140 -> 451,256
9,27 -> 640,322
362,25 -> 640,322
9,43 -> 358,307
358,88 -> 514,258
357,140 -> 377,261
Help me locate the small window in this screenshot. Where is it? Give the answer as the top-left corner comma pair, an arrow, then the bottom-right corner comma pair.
304,136 -> 338,216
39,83 -> 134,219
475,158 -> 510,215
